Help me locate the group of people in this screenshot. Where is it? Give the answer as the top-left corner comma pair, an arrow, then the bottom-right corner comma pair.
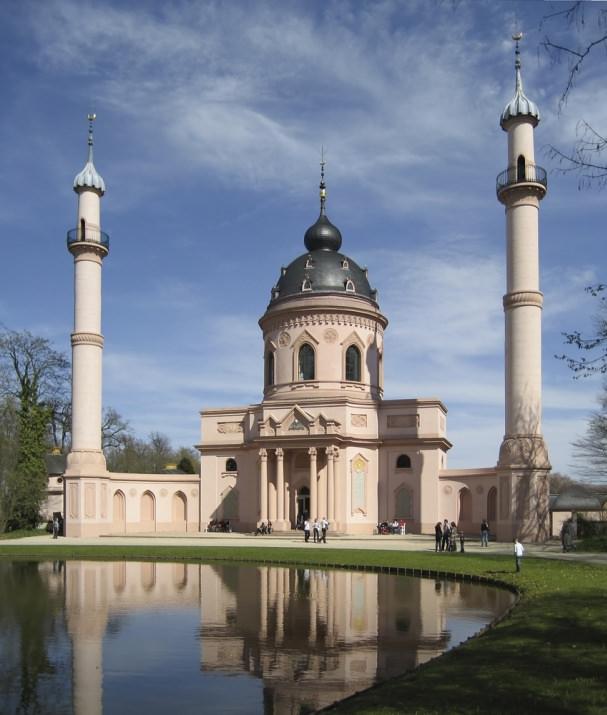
255,521 -> 273,535
207,519 -> 232,533
303,517 -> 329,543
377,519 -> 406,535
434,519 -> 465,553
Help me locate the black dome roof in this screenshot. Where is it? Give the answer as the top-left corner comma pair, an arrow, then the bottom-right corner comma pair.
269,171 -> 377,306
270,249 -> 377,304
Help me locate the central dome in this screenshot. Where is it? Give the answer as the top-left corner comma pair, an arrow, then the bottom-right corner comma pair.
269,173 -> 377,305
271,249 -> 376,304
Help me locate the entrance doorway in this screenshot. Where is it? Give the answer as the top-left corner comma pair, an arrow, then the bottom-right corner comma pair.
296,486 -> 310,525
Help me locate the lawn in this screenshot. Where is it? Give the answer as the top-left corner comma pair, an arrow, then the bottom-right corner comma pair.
0,543 -> 605,714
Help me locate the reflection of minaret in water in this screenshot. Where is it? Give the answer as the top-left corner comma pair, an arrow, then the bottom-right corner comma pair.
496,34 -> 550,542
65,562 -> 108,715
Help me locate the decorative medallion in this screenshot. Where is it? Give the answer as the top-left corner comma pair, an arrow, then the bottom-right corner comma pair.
191,489 -> 199,497
443,486 -> 452,495
129,488 -> 137,497
351,413 -> 367,428
278,331 -> 291,347
160,488 -> 168,497
217,421 -> 244,434
323,328 -> 338,343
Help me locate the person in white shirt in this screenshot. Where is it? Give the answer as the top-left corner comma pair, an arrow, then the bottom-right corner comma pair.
514,538 -> 524,572
313,518 -> 320,543
303,519 -> 310,543
321,517 -> 328,543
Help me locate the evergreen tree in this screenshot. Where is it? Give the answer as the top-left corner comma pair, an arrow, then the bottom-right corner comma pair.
0,329 -> 69,530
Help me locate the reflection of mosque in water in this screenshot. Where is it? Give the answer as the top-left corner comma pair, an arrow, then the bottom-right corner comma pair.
36,561 -> 508,714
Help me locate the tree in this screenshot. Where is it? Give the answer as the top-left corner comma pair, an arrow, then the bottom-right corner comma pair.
558,284 -> 607,376
101,407 -> 131,450
571,383 -> 607,483
541,2 -> 607,188
0,397 -> 19,531
0,329 -> 69,529
104,433 -> 199,474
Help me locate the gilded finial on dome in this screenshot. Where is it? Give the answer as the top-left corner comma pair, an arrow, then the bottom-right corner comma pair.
320,146 -> 327,215
74,112 -> 106,194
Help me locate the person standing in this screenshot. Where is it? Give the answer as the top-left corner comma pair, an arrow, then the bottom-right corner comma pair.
449,522 -> 457,553
321,517 -> 328,543
514,538 -> 524,572
52,516 -> 59,539
480,519 -> 490,547
313,518 -> 320,543
441,519 -> 450,552
304,519 -> 310,543
434,522 -> 442,552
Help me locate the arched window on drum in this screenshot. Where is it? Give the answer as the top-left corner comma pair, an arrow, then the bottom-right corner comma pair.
345,344 -> 361,382
298,343 -> 315,381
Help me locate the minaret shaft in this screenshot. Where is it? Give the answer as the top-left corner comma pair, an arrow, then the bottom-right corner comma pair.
65,114 -> 108,501
504,194 -> 542,437
496,36 -> 550,543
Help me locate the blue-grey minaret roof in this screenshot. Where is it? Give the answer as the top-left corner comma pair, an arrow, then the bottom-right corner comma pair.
73,114 -> 106,194
500,35 -> 540,130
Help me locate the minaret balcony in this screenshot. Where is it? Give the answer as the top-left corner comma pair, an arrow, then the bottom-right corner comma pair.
496,164 -> 547,199
67,227 -> 110,251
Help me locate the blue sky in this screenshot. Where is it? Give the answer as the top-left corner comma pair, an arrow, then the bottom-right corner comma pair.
0,0 -> 605,476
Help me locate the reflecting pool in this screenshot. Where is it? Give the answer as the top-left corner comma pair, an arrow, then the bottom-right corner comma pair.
0,561 -> 513,714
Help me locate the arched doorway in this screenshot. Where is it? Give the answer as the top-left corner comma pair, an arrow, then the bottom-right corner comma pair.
141,491 -> 156,532
112,490 -> 126,533
458,488 -> 472,524
172,492 -> 187,532
487,487 -> 497,523
296,486 -> 310,524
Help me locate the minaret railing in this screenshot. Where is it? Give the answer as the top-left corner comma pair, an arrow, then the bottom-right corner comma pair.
496,163 -> 547,195
67,227 -> 110,250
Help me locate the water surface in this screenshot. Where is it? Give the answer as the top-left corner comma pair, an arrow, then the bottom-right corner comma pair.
0,561 -> 513,714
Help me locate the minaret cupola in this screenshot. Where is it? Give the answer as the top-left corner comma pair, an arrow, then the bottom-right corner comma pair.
73,114 -> 106,195
500,33 -> 540,130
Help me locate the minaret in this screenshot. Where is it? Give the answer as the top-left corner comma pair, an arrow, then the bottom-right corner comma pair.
496,34 -> 550,542
64,114 -> 109,537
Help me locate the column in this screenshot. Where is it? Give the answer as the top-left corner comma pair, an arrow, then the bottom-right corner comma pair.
275,448 -> 284,525
308,447 -> 317,519
259,448 -> 268,524
333,448 -> 340,530
326,446 -> 335,524
284,481 -> 290,527
318,452 -> 327,519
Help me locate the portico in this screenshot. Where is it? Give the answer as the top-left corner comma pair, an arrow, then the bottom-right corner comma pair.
257,445 -> 340,530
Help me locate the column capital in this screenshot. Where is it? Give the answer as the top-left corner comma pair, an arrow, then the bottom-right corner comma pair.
259,448 -> 268,460
325,446 -> 334,459
275,447 -> 284,459
308,447 -> 317,458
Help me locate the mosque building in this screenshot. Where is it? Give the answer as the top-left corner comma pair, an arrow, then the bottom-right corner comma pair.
60,37 -> 550,541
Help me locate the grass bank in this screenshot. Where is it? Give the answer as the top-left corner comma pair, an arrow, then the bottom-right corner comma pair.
0,543 -> 605,714
0,528 -> 46,540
